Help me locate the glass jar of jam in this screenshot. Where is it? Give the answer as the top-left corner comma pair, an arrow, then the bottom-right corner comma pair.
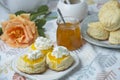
56,17 -> 82,51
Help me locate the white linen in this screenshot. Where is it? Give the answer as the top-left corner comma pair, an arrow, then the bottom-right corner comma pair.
0,1 -> 120,80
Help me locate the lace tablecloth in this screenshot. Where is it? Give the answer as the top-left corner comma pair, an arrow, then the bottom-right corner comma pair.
0,0 -> 120,80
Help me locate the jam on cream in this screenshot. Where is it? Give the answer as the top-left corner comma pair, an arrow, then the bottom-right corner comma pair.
34,37 -> 53,50
27,50 -> 43,60
51,46 -> 69,58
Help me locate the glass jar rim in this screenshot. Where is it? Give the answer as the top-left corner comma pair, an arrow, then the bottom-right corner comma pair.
56,16 -> 80,29
57,16 -> 80,24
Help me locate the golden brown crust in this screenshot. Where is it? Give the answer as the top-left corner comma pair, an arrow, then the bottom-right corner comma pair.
17,66 -> 47,74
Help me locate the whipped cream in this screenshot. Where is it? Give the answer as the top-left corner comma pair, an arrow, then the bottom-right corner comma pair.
51,46 -> 70,58
27,50 -> 43,60
34,37 -> 53,50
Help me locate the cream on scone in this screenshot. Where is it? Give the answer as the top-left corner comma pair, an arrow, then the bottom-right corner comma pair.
46,46 -> 74,71
17,50 -> 46,74
30,37 -> 54,55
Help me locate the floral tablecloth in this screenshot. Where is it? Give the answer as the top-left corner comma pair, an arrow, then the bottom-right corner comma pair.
0,0 -> 120,80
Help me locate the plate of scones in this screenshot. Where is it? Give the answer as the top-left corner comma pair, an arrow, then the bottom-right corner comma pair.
12,37 -> 80,80
81,0 -> 120,48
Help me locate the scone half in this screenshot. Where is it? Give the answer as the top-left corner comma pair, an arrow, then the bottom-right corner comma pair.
87,22 -> 109,40
46,52 -> 74,71
17,55 -> 46,74
109,29 -> 120,44
98,0 -> 120,31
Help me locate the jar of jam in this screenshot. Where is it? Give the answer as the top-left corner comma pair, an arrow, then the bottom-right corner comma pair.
56,17 -> 82,51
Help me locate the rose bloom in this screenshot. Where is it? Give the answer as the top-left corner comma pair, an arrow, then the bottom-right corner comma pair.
0,14 -> 38,48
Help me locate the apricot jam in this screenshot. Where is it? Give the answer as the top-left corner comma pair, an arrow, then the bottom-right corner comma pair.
57,21 -> 82,51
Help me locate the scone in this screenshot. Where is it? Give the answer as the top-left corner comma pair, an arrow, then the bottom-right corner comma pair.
100,0 -> 120,8
17,50 -> 46,74
30,37 -> 54,55
98,0 -> 120,31
46,46 -> 74,71
87,22 -> 109,40
109,29 -> 120,44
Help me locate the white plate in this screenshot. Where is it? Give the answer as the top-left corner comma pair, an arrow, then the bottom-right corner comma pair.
12,53 -> 80,80
81,13 -> 120,48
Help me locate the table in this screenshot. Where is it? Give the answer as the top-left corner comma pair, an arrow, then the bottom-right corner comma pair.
0,0 -> 120,80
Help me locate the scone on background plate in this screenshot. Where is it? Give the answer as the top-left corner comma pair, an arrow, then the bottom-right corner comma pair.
100,0 -> 120,8
98,0 -> 120,31
30,37 -> 54,55
46,46 -> 74,71
87,22 -> 109,40
109,29 -> 120,44
17,50 -> 46,74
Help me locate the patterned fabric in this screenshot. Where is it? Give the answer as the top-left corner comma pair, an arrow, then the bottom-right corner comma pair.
13,73 -> 26,80
61,43 -> 120,80
0,40 -> 28,80
0,0 -> 120,80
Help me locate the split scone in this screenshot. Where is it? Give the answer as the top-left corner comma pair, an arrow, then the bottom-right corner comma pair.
46,46 -> 74,71
87,22 -> 109,40
98,0 -> 120,31
109,29 -> 120,44
30,37 -> 54,55
17,50 -> 46,74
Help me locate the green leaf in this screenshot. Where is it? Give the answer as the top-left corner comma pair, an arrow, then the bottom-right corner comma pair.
34,19 -> 46,37
13,5 -> 51,38
37,5 -> 49,13
30,11 -> 38,15
30,5 -> 50,21
15,10 -> 27,15
0,28 -> 3,35
38,28 -> 45,37
35,19 -> 46,29
30,11 -> 47,21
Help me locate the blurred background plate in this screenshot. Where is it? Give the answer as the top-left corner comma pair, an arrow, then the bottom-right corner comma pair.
81,13 -> 120,48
